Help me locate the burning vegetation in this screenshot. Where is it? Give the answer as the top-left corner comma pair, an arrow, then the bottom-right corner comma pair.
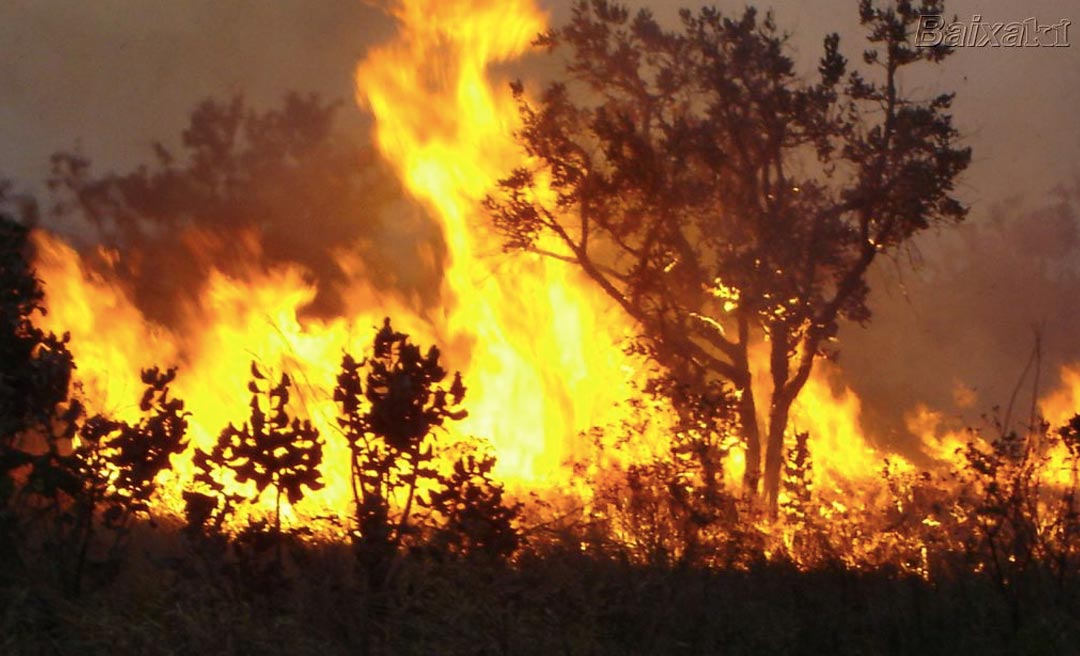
2,0 -> 1080,653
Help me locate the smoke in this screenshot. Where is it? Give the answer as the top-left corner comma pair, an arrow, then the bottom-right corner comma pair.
842,183 -> 1080,450
27,93 -> 445,333
0,1 -> 400,183
1,2 -> 445,329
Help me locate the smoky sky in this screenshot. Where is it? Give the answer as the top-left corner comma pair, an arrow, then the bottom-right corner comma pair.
0,0 -> 393,183
1,0 -> 1079,450
3,1 -> 1076,198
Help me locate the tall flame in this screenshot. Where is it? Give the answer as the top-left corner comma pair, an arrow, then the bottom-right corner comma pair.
355,0 -> 642,484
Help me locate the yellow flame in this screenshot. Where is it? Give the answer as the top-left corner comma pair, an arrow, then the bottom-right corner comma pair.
1041,365 -> 1080,428
356,0 -> 644,484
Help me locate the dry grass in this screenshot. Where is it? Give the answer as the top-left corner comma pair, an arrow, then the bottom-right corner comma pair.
3,530 -> 1080,656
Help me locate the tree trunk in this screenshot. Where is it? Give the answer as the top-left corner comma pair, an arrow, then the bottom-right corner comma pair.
734,316 -> 761,497
762,397 -> 793,516
737,383 -> 762,495
761,325 -> 813,515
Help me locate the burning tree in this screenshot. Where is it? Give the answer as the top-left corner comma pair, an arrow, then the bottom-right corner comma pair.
45,93 -> 428,324
487,0 -> 970,510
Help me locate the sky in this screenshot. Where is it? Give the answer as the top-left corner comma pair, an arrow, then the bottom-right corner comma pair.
1,0 -> 1078,448
2,0 -> 1076,202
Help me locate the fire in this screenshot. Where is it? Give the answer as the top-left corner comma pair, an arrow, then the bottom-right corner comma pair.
29,0 -> 646,527
788,359 -> 886,492
355,0 -> 644,484
905,404 -> 967,463
15,3 -> 924,530
32,231 -> 413,521
1041,365 -> 1080,428
22,0 -> 1080,554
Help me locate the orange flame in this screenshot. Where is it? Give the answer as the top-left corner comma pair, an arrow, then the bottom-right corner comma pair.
355,0 -> 646,485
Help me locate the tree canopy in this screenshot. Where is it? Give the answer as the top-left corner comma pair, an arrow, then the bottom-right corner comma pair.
487,0 -> 970,509
45,93 -> 438,324
0,213 -> 75,450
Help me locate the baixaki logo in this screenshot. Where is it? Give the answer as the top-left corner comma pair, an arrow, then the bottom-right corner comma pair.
917,15 -> 1071,48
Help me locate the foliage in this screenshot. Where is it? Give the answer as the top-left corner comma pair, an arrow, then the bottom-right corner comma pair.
949,417 -> 1080,628
776,430 -> 836,563
91,367 -> 189,528
0,212 -> 79,579
422,450 -> 523,561
44,93 -> 430,323
578,376 -> 756,567
191,364 -> 323,539
487,0 -> 971,509
334,318 -> 469,582
0,213 -> 76,458
8,49 -> 1080,649
4,204 -> 1080,648
780,432 -> 814,524
175,319 -> 523,589
20,368 -> 189,595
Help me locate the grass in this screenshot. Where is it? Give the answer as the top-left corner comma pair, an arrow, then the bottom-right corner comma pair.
3,530 -> 1080,656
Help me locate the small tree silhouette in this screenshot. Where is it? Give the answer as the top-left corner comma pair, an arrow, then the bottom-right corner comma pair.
334,318 -> 467,585
0,215 -> 75,438
47,367 -> 189,595
104,367 -> 189,524
196,363 -> 324,540
0,213 -> 82,583
0,214 -> 78,535
421,451 -> 522,561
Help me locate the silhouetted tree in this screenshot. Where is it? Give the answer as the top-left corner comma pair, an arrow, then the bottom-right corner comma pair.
46,93 -> 436,324
53,367 -> 189,594
0,214 -> 76,454
334,318 -> 467,584
105,368 -> 188,519
196,364 -> 324,542
422,451 -> 523,561
487,0 -> 970,511
0,213 -> 78,571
